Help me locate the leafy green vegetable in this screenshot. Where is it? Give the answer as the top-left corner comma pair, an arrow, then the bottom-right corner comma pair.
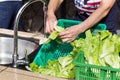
71,29 -> 120,68
54,26 -> 64,32
48,31 -> 58,40
39,26 -> 64,45
58,56 -> 73,68
39,37 -> 51,44
30,56 -> 75,79
29,62 -> 39,72
31,29 -> 120,79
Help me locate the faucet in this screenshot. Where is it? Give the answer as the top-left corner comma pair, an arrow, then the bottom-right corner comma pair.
13,0 -> 47,68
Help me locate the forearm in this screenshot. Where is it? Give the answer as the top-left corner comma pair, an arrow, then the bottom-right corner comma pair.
79,0 -> 115,32
47,0 -> 63,15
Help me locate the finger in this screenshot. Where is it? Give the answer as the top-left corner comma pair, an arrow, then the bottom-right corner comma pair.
45,21 -> 50,34
62,38 -> 73,43
53,21 -> 58,28
59,31 -> 68,36
62,38 -> 69,42
59,33 -> 72,39
45,21 -> 54,34
49,21 -> 54,32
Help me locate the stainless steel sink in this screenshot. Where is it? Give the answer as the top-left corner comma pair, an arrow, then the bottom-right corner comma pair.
0,37 -> 39,65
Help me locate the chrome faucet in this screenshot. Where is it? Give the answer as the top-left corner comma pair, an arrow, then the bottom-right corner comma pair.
13,0 -> 46,68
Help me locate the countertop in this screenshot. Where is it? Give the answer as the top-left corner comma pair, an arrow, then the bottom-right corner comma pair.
0,65 -> 68,80
0,28 -> 44,40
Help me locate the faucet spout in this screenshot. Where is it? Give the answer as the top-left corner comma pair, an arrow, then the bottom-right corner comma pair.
13,0 -> 46,68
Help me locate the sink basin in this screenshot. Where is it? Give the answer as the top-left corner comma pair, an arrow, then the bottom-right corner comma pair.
0,37 -> 39,65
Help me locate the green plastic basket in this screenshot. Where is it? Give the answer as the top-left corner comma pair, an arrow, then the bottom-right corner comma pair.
73,52 -> 120,80
33,19 -> 106,66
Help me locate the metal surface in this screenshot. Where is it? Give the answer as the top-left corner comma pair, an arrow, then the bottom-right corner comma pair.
0,37 -> 38,65
13,0 -> 46,67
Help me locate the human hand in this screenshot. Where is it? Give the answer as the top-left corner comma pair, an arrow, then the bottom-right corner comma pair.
45,13 -> 57,34
59,25 -> 84,42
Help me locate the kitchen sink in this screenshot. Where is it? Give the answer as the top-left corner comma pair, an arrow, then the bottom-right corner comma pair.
0,36 -> 39,65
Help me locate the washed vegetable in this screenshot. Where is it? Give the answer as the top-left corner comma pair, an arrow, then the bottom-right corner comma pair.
29,55 -> 75,78
54,25 -> 64,32
39,37 -> 51,44
58,56 -> 73,68
39,26 -> 64,44
70,30 -> 120,68
31,28 -> 120,79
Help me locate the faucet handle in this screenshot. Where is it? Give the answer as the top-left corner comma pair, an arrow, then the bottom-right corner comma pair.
16,59 -> 29,65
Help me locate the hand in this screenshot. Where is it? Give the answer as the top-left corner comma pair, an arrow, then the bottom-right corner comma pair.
45,13 -> 57,34
59,25 -> 83,42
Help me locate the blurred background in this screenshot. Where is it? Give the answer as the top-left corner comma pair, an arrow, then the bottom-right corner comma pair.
21,0 -> 120,34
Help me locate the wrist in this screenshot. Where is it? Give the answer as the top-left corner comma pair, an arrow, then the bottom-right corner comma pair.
77,24 -> 86,34
47,10 -> 55,16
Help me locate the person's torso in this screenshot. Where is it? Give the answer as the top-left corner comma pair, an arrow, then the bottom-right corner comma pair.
74,0 -> 101,15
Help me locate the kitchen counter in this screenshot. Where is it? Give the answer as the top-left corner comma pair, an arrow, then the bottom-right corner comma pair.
0,28 -> 44,40
0,65 -> 68,80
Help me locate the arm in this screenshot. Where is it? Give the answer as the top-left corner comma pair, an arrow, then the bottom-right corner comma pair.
78,0 -> 115,32
45,0 -> 63,33
47,0 -> 63,15
59,0 -> 115,42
